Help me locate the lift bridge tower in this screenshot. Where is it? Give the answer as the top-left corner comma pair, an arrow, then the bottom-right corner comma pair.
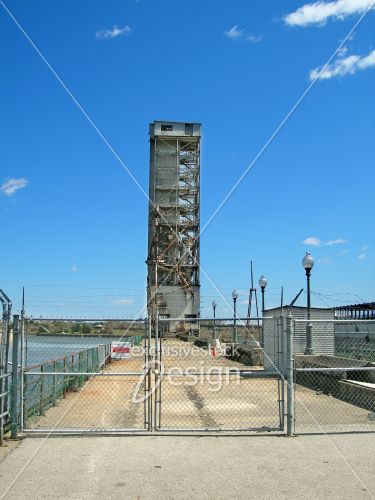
147,121 -> 201,334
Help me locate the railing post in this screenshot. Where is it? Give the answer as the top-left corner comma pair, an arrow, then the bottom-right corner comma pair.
79,352 -> 83,386
71,354 -> 75,389
20,315 -> 25,432
11,315 -> 19,439
147,367 -> 153,432
63,356 -> 67,396
154,369 -> 161,430
286,312 -> 295,437
39,364 -> 45,416
0,375 -> 5,445
52,360 -> 56,405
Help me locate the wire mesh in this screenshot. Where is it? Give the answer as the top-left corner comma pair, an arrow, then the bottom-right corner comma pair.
22,318 -> 145,432
26,374 -> 146,431
154,318 -> 284,432
156,372 -> 283,431
25,346 -> 104,423
335,337 -> 375,362
156,318 -> 279,372
20,316 -> 285,433
295,368 -> 375,434
293,319 -> 375,434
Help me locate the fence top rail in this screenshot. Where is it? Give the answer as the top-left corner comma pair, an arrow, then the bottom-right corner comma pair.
161,370 -> 281,378
0,373 -> 11,381
296,366 -> 375,372
26,344 -> 110,371
25,317 -> 145,323
293,319 -> 375,324
158,317 -> 265,322
24,316 -> 269,323
24,371 -> 145,377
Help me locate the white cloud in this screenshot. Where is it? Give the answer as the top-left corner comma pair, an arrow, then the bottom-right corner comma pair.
114,298 -> 134,305
303,237 -> 321,247
224,25 -> 261,43
246,34 -> 262,43
71,266 -> 78,272
96,25 -> 132,40
224,25 -> 243,39
0,177 -> 29,196
325,238 -> 348,246
303,236 -> 348,247
337,249 -> 349,256
337,46 -> 348,57
310,49 -> 375,80
284,0 -> 375,27
358,244 -> 369,260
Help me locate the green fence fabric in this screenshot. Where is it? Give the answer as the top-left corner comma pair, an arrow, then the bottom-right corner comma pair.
24,345 -> 107,423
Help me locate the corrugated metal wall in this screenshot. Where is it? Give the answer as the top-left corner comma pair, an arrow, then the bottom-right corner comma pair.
263,307 -> 335,373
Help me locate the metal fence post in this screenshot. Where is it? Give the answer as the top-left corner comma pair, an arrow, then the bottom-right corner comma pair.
286,312 -> 295,437
147,367 -> 153,432
154,369 -> 160,431
10,315 -> 19,439
0,375 -> 5,445
39,364 -> 45,416
52,360 -> 56,405
63,356 -> 67,396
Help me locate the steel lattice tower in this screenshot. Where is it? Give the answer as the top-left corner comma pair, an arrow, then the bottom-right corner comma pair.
147,121 -> 201,333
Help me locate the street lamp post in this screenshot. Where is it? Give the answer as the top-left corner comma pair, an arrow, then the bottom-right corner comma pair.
258,276 -> 267,347
302,252 -> 314,355
259,276 -> 267,316
232,290 -> 238,343
212,300 -> 217,339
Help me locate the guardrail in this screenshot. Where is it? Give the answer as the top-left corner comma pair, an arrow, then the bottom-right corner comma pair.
23,344 -> 112,425
0,373 -> 11,445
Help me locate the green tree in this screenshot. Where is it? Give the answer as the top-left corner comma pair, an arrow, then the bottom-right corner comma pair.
81,324 -> 91,334
71,323 -> 81,334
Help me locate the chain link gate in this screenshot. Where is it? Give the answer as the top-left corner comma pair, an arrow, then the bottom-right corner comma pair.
17,316 -> 286,434
152,317 -> 286,433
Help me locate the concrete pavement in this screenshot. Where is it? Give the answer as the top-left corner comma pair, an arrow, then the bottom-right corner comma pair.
1,434 -> 375,499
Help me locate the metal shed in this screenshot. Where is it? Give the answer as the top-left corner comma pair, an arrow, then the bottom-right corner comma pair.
263,306 -> 335,374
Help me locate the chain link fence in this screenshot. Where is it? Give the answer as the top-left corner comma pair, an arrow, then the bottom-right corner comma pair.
294,319 -> 375,434
19,316 -> 285,434
24,345 -> 110,426
20,319 -> 145,432
7,313 -> 375,436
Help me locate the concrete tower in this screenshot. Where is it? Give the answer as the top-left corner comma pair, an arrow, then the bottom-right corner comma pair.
147,121 -> 201,333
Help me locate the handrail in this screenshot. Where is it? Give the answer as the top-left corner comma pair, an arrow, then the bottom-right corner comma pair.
26,345 -> 110,371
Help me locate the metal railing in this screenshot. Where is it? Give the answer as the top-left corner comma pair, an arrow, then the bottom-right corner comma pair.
0,373 -> 11,445
23,344 -> 112,426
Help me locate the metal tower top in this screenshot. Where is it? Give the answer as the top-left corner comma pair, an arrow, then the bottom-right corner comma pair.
150,121 -> 201,139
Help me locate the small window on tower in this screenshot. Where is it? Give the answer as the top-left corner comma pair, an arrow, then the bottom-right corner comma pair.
185,123 -> 193,135
161,124 -> 173,132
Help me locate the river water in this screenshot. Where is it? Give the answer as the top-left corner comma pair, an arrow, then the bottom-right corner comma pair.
24,335 -> 117,367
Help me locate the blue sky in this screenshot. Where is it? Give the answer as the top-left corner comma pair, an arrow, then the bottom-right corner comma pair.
0,0 -> 374,318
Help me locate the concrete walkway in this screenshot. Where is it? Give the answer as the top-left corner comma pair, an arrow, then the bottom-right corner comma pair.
1,434 -> 375,499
